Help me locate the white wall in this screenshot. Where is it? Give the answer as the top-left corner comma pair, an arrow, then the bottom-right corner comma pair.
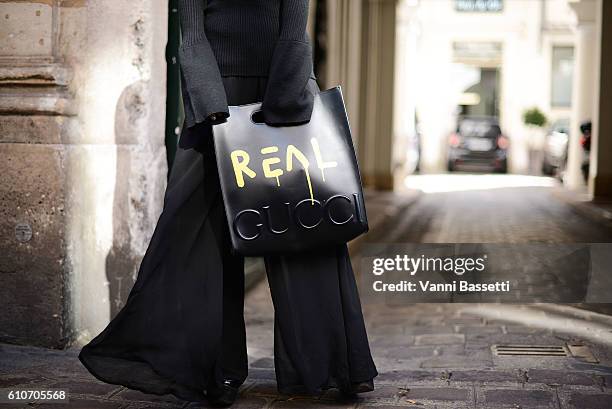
63,0 -> 169,344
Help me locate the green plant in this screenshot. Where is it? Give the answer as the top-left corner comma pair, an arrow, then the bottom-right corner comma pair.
523,107 -> 548,128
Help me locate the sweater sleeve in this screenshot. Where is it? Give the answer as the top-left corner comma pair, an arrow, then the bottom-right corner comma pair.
177,0 -> 228,129
261,0 -> 316,127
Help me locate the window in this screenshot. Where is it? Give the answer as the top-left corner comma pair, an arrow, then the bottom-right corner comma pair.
551,46 -> 574,108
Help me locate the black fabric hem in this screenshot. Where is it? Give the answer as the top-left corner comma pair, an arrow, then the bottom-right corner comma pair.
276,373 -> 378,396
78,350 -> 207,403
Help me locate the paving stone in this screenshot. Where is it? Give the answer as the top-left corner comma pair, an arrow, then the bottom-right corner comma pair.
369,324 -> 405,336
368,335 -> 415,347
414,317 -> 446,327
35,398 -> 127,408
483,389 -> 555,408
375,370 -> 444,384
458,347 -> 493,362
464,342 -> 491,351
527,370 -> 596,386
251,357 -> 274,368
401,386 -> 470,402
466,332 -> 561,345
421,356 -> 492,369
247,368 -> 277,381
493,357 -> 574,371
113,388 -> 185,405
355,385 -> 404,401
131,404 -> 184,409
450,370 -> 520,383
271,398 -> 357,408
373,357 -> 425,371
49,379 -> 122,397
358,406 -> 420,409
443,317 -> 485,326
414,334 -> 465,346
0,374 -> 47,388
404,326 -> 458,335
436,344 -> 470,356
246,381 -> 286,397
369,318 -> 405,327
503,325 -> 544,335
566,393 -> 612,409
228,396 -> 272,409
403,323 -> 455,335
376,346 -> 439,359
454,325 -> 502,335
27,358 -> 91,381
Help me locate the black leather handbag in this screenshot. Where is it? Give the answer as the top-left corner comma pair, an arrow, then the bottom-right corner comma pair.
212,86 -> 368,256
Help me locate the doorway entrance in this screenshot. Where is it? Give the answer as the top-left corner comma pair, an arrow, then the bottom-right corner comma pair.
459,67 -> 500,118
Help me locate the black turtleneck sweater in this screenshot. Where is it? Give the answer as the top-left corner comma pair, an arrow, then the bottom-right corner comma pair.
177,0 -> 315,129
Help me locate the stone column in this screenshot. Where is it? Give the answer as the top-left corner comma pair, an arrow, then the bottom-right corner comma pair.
0,0 -> 168,348
1,0 -> 79,348
566,0 -> 599,190
359,0 -> 397,190
324,0 -> 364,148
590,0 -> 611,199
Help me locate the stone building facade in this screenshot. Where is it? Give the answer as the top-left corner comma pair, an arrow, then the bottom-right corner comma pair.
0,0 -> 168,348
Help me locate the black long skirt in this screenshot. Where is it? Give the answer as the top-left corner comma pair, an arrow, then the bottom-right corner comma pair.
79,76 -> 378,403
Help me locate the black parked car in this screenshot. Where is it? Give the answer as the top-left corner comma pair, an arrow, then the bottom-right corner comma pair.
447,116 -> 509,173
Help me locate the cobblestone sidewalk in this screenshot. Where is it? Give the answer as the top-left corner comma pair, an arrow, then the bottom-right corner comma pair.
2,280 -> 612,409
2,187 -> 612,408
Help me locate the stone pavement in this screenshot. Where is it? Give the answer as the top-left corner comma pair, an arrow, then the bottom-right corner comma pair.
551,187 -> 612,230
3,184 -> 612,408
242,277 -> 612,409
398,175 -> 612,243
3,282 -> 612,409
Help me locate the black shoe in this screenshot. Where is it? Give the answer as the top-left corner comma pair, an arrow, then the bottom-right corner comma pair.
340,379 -> 374,396
207,379 -> 241,407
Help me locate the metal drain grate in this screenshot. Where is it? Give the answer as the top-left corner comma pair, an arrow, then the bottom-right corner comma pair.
493,345 -> 569,357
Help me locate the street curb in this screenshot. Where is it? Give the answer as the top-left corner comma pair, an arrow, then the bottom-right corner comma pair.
551,187 -> 612,228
